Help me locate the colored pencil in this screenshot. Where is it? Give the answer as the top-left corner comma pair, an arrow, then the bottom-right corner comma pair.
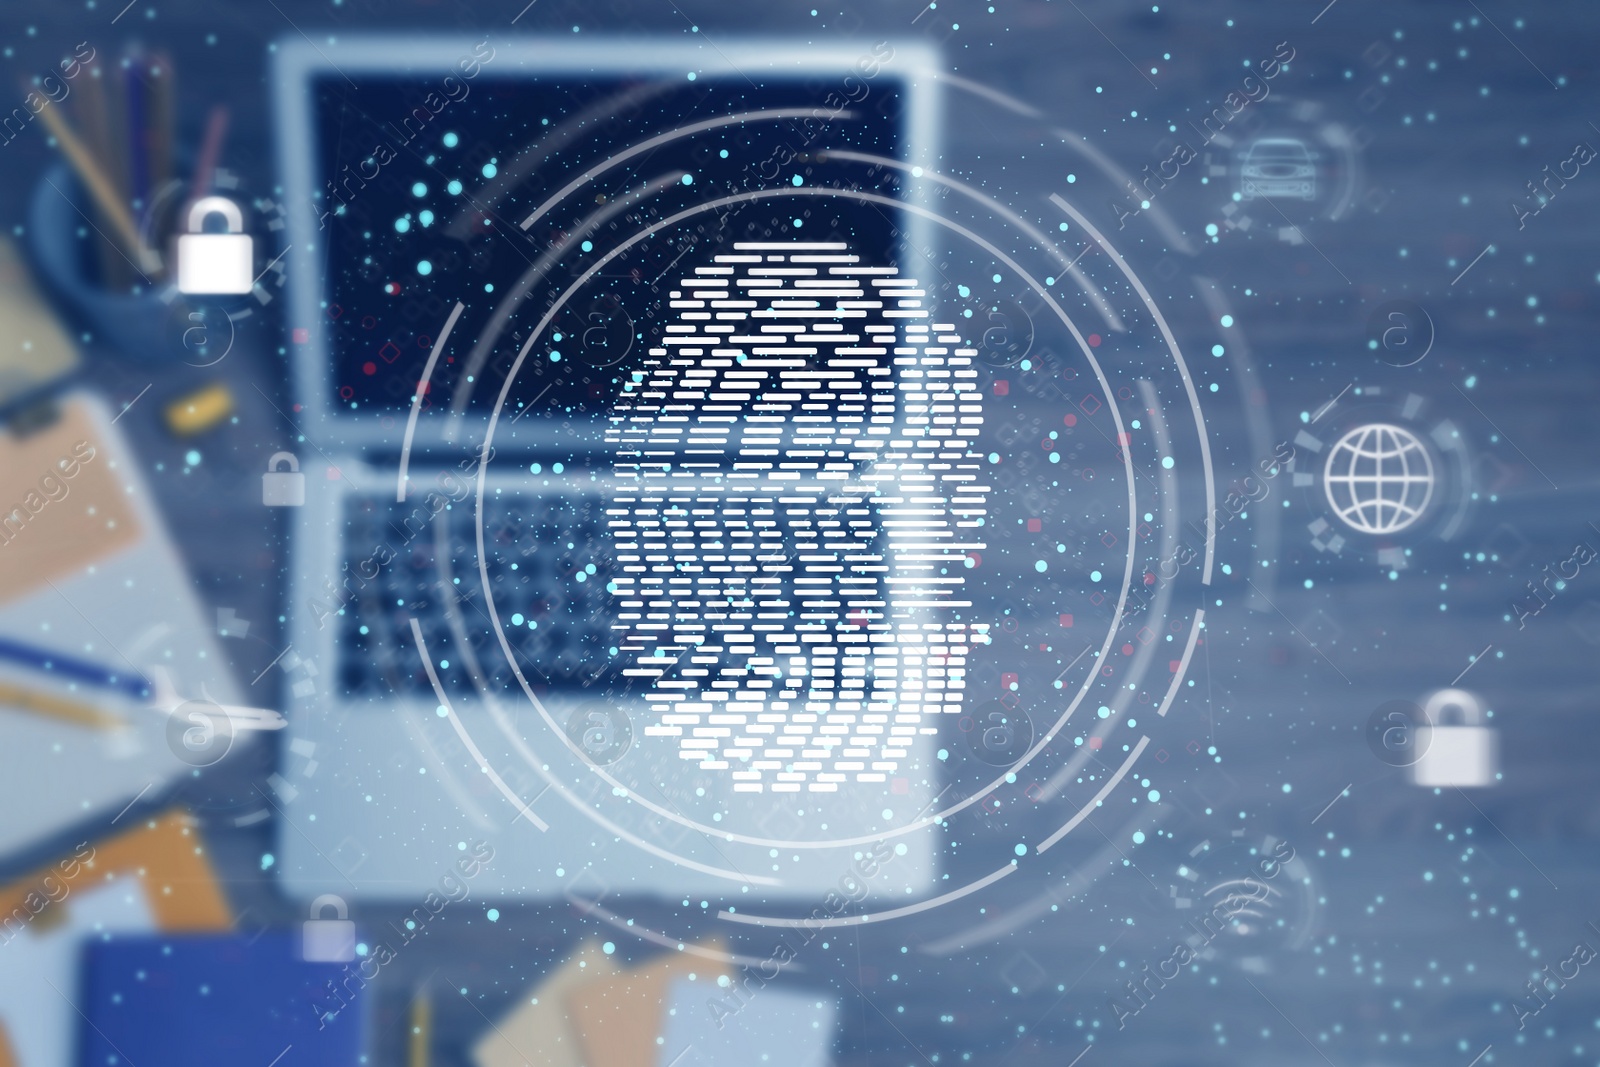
408,987 -> 432,1067
72,60 -> 129,289
0,681 -> 121,730
31,95 -> 155,274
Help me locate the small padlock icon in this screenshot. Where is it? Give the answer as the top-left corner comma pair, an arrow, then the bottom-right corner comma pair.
177,196 -> 254,295
302,894 -> 356,962
1410,687 -> 1498,788
262,452 -> 305,507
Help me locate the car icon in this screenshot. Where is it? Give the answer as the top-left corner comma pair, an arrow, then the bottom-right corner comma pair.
1239,138 -> 1317,201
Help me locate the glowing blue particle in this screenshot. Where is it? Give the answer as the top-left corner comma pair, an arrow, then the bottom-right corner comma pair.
792,218 -> 803,227
482,162 -> 498,178
937,748 -> 949,761
1067,173 -> 1077,183
958,284 -> 971,297
1090,570 -> 1103,582
602,941 -> 616,954
581,240 -> 593,252
1212,344 -> 1224,356
719,148 -> 729,158
447,179 -> 463,195
436,706 -> 448,718
1161,456 -> 1174,469
185,450 -> 201,466
682,173 -> 694,185
484,283 -> 494,293
1148,789 -> 1161,801
411,182 -> 427,197
992,273 -> 1003,283
419,210 -> 435,226
486,908 -> 499,922
1220,314 -> 1234,327
511,614 -> 525,626
1035,560 -> 1048,573
687,71 -> 696,81
791,174 -> 804,186
443,132 -> 458,148
394,217 -> 411,233
1015,843 -> 1028,856
416,260 -> 433,276
1132,831 -> 1146,844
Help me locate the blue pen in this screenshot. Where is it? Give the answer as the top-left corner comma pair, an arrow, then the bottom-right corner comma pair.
0,636 -> 150,700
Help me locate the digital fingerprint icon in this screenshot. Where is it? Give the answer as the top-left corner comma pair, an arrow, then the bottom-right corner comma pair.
604,242 -> 991,793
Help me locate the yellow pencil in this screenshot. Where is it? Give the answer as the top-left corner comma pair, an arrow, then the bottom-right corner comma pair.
408,987 -> 432,1067
31,93 -> 158,275
0,681 -> 122,730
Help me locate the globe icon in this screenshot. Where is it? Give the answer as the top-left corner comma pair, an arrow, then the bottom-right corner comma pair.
1322,423 -> 1435,535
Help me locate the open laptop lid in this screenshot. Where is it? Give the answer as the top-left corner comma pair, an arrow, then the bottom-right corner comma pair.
274,37 -> 940,455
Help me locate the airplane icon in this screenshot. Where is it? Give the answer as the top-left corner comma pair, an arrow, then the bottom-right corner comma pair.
146,665 -> 287,732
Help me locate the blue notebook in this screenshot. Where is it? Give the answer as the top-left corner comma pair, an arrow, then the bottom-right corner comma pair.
78,932 -> 366,1067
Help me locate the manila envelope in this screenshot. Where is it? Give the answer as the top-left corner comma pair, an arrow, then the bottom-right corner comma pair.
0,399 -> 139,607
566,942 -> 731,1067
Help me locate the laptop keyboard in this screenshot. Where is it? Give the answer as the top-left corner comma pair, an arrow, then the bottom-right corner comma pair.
337,488 -> 618,699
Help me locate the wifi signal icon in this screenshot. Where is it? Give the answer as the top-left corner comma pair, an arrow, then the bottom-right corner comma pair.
1203,877 -> 1282,939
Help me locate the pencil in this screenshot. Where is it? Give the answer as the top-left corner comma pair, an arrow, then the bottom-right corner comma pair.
147,51 -> 174,193
123,48 -> 147,208
180,105 -> 230,230
408,987 -> 432,1067
72,60 -> 128,290
0,681 -> 121,730
32,96 -> 157,275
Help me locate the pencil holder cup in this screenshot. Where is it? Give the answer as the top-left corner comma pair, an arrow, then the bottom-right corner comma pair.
28,163 -> 174,361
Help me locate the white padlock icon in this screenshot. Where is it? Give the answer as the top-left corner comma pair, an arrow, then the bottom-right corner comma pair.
177,196 -> 254,295
262,452 -> 305,507
302,894 -> 356,962
1410,687 -> 1498,788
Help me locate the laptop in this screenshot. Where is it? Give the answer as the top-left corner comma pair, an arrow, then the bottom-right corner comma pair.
272,36 -> 954,904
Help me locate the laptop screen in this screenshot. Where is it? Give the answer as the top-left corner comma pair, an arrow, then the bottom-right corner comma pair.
309,62 -> 911,427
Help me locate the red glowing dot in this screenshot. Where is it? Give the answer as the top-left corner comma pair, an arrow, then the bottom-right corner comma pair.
1122,643 -> 1135,656
362,361 -> 377,375
1063,413 -> 1077,426
1088,333 -> 1102,347
384,282 -> 400,295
